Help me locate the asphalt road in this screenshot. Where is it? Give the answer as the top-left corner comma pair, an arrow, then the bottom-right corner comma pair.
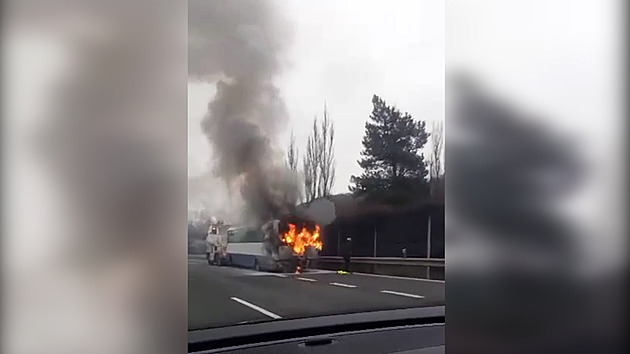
188,255 -> 445,330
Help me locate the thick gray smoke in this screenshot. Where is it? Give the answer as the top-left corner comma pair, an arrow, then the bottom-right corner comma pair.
189,0 -> 296,224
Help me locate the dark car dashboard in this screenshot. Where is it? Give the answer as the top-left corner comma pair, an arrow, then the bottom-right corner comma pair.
189,306 -> 445,354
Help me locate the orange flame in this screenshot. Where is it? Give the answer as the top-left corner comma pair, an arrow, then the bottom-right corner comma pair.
281,223 -> 322,255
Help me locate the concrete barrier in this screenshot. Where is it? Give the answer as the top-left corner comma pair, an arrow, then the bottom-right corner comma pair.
316,256 -> 445,281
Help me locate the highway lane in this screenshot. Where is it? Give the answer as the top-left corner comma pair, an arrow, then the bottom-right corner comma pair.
188,255 -> 445,330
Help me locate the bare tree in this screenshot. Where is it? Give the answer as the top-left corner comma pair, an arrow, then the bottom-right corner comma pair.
303,118 -> 320,202
286,130 -> 301,203
287,130 -> 299,172
429,121 -> 444,200
302,103 -> 337,202
318,103 -> 336,197
303,158 -> 313,202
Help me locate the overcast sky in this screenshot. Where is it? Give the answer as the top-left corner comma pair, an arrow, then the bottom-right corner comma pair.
188,0 -> 445,195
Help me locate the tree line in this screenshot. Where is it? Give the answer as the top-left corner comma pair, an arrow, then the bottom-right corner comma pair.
287,95 -> 444,205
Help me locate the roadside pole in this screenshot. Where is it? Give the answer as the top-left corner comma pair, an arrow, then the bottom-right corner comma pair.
337,229 -> 341,256
426,215 -> 432,279
373,228 -> 377,257
427,215 -> 432,259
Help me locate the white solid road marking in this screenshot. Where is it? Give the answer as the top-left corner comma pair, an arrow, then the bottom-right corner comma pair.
188,259 -> 207,264
230,297 -> 282,319
301,269 -> 336,275
296,277 -> 317,282
330,282 -> 357,288
356,272 -> 445,283
380,290 -> 425,299
237,270 -> 287,277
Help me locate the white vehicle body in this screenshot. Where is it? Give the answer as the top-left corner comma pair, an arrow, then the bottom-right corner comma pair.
226,226 -> 296,271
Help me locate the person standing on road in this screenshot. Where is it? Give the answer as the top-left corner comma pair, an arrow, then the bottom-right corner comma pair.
341,237 -> 352,272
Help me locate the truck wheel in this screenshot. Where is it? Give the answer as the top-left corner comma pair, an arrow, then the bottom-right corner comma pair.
280,263 -> 291,273
254,259 -> 261,271
214,253 -> 222,266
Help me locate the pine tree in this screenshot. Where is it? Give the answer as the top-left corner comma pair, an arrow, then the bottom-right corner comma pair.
350,95 -> 430,203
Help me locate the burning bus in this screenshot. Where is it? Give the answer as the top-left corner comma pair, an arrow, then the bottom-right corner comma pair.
219,217 -> 322,273
276,216 -> 322,272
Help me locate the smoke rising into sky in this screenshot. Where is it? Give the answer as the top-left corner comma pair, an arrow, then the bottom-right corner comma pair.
188,0 -> 295,223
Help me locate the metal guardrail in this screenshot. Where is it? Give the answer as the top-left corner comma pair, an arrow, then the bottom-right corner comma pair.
191,253 -> 445,267
189,253 -> 445,280
316,256 -> 444,280
317,256 -> 445,267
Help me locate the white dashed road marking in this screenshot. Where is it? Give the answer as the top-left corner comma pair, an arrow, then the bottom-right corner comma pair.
230,297 -> 282,319
296,277 -> 317,282
330,282 -> 357,288
380,290 -> 425,299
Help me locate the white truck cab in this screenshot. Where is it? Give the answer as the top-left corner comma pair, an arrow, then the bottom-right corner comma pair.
206,223 -> 228,265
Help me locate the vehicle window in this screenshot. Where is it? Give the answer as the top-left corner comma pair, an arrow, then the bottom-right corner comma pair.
227,229 -> 252,243
245,230 -> 262,242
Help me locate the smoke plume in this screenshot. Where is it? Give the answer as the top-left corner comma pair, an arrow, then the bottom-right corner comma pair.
189,0 -> 295,224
